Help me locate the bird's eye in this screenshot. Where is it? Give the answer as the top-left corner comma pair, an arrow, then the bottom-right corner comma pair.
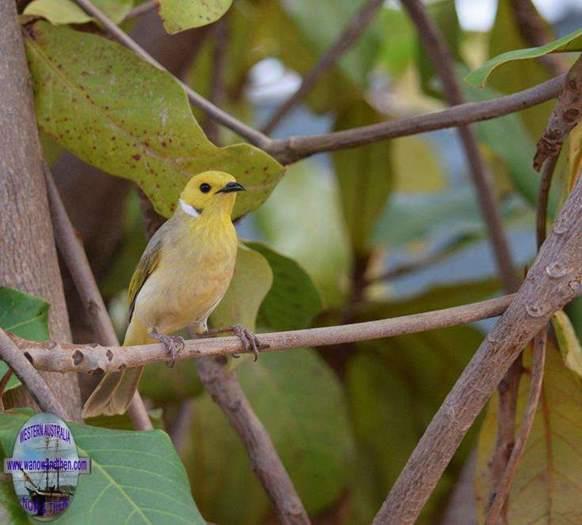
199,183 -> 211,193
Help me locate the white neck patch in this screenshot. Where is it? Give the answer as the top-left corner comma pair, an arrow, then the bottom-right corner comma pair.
179,199 -> 200,218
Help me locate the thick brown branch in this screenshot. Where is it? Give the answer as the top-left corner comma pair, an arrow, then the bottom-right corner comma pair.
536,152 -> 561,249
196,356 -> 310,525
45,168 -> 153,431
19,294 -> 513,373
485,329 -> 547,525
0,330 -> 66,418
371,176 -> 582,525
73,0 -> 270,149
261,0 -> 384,134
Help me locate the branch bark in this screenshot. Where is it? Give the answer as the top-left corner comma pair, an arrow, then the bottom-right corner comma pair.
18,294 -> 514,373
0,330 -> 66,419
371,176 -> 582,525
0,0 -> 81,419
196,356 -> 310,525
261,0 -> 384,134
45,168 -> 153,431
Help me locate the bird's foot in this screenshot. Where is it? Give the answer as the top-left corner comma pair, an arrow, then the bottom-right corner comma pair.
149,329 -> 185,367
204,325 -> 266,361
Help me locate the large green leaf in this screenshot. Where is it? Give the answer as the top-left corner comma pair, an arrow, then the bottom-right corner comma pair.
0,288 -> 51,392
248,242 -> 322,332
210,244 -> 273,331
0,410 -> 204,524
255,160 -> 350,307
23,0 -> 133,25
466,28 -> 582,88
332,101 -> 394,255
25,22 -> 284,219
476,343 -> 582,523
159,0 -> 232,34
183,349 -> 354,524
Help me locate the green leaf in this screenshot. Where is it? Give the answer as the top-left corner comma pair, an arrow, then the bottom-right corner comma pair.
392,136 -> 446,193
159,0 -> 232,34
210,244 -> 273,331
0,409 -> 205,524
416,0 -> 462,98
551,310 -> 582,379
23,0 -> 134,25
346,325 -> 484,524
332,101 -> 394,255
183,350 -> 354,523
476,343 -> 582,523
25,22 -> 284,219
255,159 -> 350,307
248,242 -> 321,331
466,28 -> 582,88
0,288 -> 51,391
85,408 -> 165,430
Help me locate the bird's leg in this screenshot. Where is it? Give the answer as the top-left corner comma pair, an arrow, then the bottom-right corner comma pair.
203,325 -> 266,362
149,328 -> 185,367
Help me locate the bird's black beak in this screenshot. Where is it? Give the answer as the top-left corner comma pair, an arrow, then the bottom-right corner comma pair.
217,181 -> 246,194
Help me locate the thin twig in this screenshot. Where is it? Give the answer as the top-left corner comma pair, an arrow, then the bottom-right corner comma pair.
73,0 -> 270,149
20,294 -> 514,373
371,176 -> 582,525
402,0 -> 519,292
196,354 -> 310,525
44,167 -> 153,431
261,0 -> 384,134
0,369 -> 14,407
485,329 -> 547,525
125,0 -> 158,21
536,152 -> 561,250
0,329 -> 66,418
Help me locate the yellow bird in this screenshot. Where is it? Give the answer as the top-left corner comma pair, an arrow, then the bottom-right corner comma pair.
83,171 -> 255,417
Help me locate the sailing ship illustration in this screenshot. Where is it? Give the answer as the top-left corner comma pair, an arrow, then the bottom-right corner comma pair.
19,435 -> 75,519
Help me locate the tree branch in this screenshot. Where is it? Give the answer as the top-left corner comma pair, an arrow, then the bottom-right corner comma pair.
196,356 -> 310,525
371,176 -> 582,525
268,75 -> 564,164
0,330 -> 66,419
485,329 -> 547,525
18,294 -> 513,373
261,0 -> 384,134
73,0 -> 270,149
536,152 -> 560,249
44,167 -> 153,431
125,0 -> 158,21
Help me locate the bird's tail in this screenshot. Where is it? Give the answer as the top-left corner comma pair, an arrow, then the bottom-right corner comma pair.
81,320 -> 149,418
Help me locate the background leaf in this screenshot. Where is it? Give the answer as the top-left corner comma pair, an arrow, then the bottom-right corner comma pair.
159,0 -> 233,34
23,0 -> 133,25
210,244 -> 273,331
466,27 -> 582,88
551,310 -> 582,378
476,343 -> 582,523
332,101 -> 394,255
26,22 -> 284,219
0,288 -> 50,391
183,349 -> 354,524
248,242 -> 322,331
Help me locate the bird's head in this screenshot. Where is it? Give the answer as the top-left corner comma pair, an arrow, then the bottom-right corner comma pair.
178,171 -> 245,218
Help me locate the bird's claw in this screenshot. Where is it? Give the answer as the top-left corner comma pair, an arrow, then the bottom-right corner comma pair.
231,325 -> 263,362
150,330 -> 185,367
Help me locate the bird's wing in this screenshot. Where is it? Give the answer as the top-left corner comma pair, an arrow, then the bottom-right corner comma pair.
127,224 -> 166,323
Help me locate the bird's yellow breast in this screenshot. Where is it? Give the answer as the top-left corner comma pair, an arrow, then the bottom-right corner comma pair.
131,212 -> 238,336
